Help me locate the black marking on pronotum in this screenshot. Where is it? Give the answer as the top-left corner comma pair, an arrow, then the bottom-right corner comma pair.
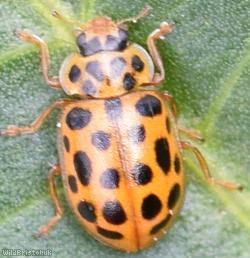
102,200 -> 127,225
68,175 -> 78,193
117,29 -> 128,50
77,29 -> 128,56
150,214 -> 171,234
86,37 -> 102,54
105,35 -> 119,51
78,200 -> 96,222
77,34 -> 103,56
105,29 -> 128,51
66,108 -> 92,130
69,65 -> 81,82
76,32 -> 87,55
135,95 -> 162,117
142,194 -> 162,220
74,151 -> 92,186
100,169 -> 120,189
97,226 -> 123,239
155,138 -> 171,174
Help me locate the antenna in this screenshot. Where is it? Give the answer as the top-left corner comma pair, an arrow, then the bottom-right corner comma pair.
52,11 -> 82,27
117,5 -> 152,26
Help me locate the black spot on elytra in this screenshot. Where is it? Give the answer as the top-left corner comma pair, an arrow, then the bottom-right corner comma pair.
135,95 -> 162,117
74,151 -> 92,186
142,194 -> 162,220
103,200 -> 127,225
132,163 -> 152,185
127,124 -> 145,144
97,226 -> 123,239
82,80 -> 97,95
150,214 -> 171,234
174,154 -> 181,174
68,175 -> 78,193
91,131 -> 111,151
155,138 -> 171,174
123,73 -> 136,90
110,57 -> 126,79
100,169 -> 120,189
104,98 -> 122,121
78,200 -> 96,222
69,65 -> 81,82
132,55 -> 144,72
166,117 -> 171,133
86,61 -> 104,81
63,135 -> 70,152
168,183 -> 181,209
66,108 -> 91,130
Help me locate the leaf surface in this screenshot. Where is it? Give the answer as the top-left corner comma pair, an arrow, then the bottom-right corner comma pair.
0,1 -> 249,257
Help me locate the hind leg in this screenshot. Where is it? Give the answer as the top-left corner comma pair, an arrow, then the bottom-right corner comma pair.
180,141 -> 242,191
34,164 -> 63,237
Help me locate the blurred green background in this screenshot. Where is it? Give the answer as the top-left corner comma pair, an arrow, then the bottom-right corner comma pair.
0,0 -> 249,257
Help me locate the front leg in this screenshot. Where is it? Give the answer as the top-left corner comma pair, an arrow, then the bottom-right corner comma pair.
1,99 -> 71,136
146,22 -> 175,85
16,31 -> 61,89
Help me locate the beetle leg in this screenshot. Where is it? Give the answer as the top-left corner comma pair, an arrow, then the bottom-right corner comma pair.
116,5 -> 151,25
179,128 -> 204,142
0,99 -> 73,136
180,141 -> 243,191
160,92 -> 204,141
34,164 -> 63,237
161,92 -> 204,141
145,22 -> 175,86
161,91 -> 178,119
16,30 -> 61,89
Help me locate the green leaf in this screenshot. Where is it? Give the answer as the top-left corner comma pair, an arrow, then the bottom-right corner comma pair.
0,0 -> 249,257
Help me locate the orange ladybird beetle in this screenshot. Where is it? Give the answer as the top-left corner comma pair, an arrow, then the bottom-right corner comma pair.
1,5 -> 242,252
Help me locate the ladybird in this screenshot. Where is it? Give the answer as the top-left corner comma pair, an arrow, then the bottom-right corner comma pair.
1,5 -> 242,253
